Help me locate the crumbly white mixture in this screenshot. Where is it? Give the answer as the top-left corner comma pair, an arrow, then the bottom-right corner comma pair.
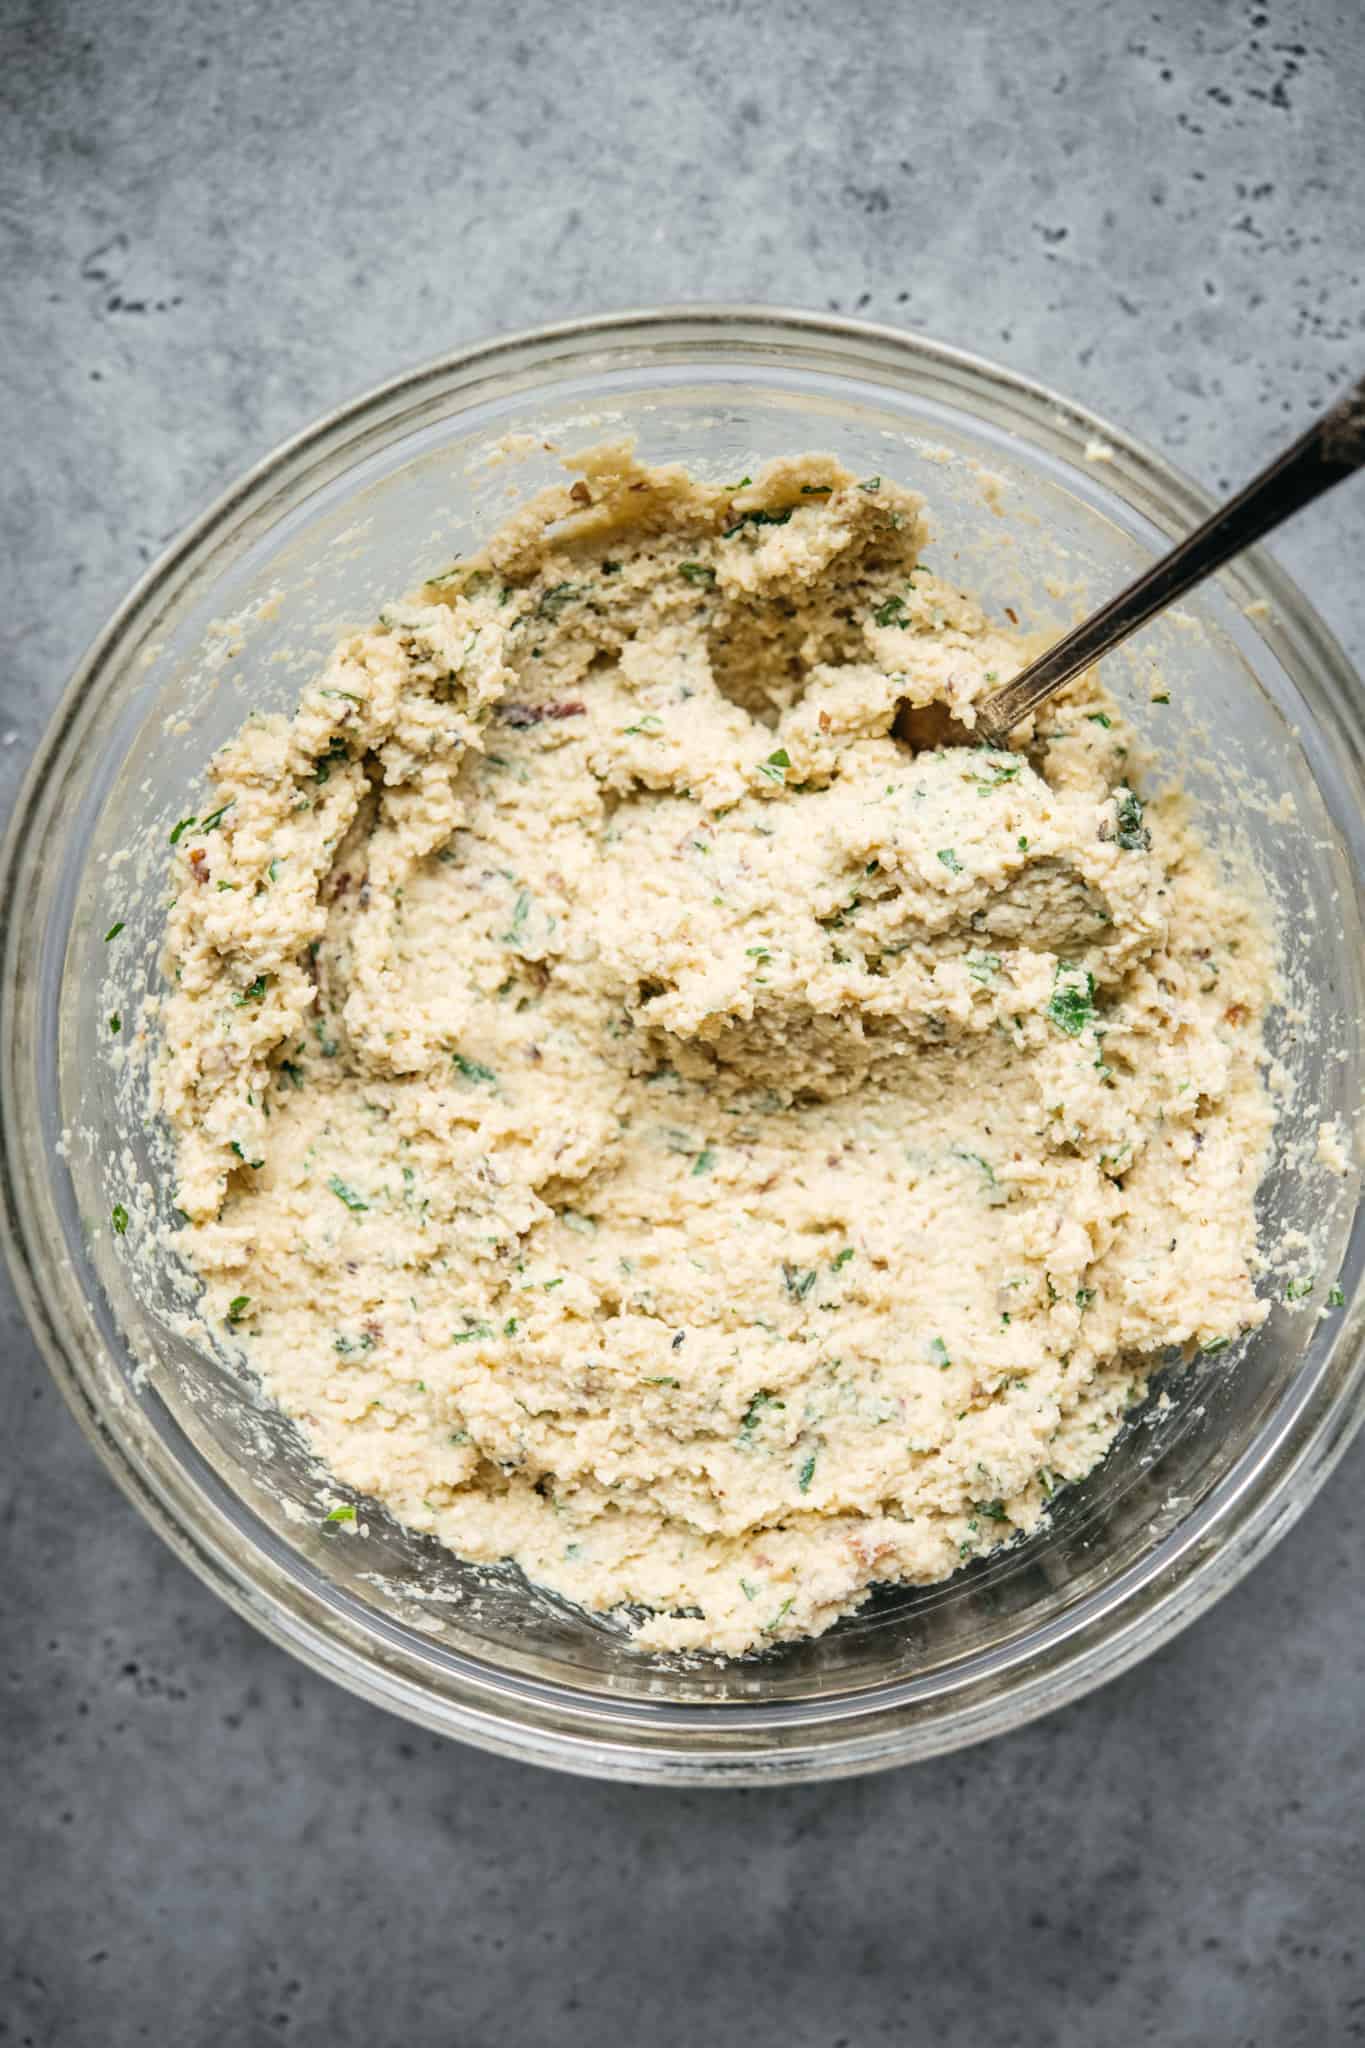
1317,1119 -> 1350,1177
158,446 -> 1274,1655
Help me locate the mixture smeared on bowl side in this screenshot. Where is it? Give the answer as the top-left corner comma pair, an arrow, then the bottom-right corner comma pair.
158,447 -> 1274,1655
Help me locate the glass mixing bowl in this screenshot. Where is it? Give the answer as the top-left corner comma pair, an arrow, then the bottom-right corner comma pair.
4,309 -> 1364,1784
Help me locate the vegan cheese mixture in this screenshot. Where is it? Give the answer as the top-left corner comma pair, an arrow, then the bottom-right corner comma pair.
159,447 -> 1274,1656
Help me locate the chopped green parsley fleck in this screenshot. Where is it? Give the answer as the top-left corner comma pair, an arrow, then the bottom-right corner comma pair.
739,1390 -> 785,1442
1114,787 -> 1151,851
1046,965 -> 1096,1037
761,1596 -> 796,1635
536,582 -> 580,620
723,507 -> 794,539
452,1052 -> 497,1084
781,1262 -> 818,1302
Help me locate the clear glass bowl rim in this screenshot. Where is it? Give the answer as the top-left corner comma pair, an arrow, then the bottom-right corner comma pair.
5,304 -> 1365,1785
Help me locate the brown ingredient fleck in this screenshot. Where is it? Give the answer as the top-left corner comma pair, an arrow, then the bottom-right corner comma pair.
497,700 -> 587,729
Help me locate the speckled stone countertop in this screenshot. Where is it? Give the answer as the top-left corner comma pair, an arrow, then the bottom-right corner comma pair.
4,3 -> 1364,2042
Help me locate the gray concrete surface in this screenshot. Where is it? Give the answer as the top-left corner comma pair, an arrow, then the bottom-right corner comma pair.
4,1 -> 1365,2042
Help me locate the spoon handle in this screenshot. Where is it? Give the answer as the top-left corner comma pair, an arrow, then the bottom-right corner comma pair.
975,375 -> 1365,746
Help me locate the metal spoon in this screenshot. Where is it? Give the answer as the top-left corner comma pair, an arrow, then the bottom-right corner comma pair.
974,375 -> 1365,747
